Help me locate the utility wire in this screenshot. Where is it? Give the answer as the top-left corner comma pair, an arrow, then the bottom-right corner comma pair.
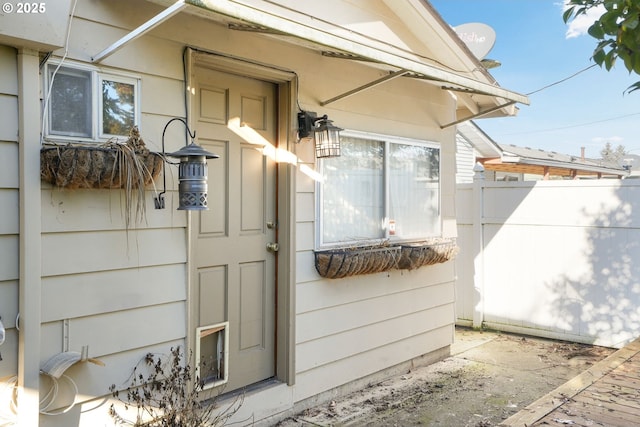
499,111 -> 640,136
489,64 -> 621,137
526,64 -> 598,95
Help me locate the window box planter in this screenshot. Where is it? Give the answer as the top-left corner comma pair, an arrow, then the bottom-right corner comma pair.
314,245 -> 402,279
40,130 -> 162,190
397,238 -> 459,270
40,129 -> 163,228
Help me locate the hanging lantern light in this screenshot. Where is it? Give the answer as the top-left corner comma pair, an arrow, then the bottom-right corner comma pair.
297,111 -> 342,158
313,115 -> 342,158
155,118 -> 218,211
168,143 -> 218,210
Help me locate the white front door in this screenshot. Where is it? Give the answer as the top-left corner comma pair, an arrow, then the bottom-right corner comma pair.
191,65 -> 277,392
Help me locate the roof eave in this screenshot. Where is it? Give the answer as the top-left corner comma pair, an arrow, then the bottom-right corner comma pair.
184,0 -> 529,106
486,156 -> 629,177
519,158 -> 628,176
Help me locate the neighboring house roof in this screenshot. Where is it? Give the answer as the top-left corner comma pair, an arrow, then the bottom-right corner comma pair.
484,144 -> 628,179
457,121 -> 629,179
120,1 -> 529,124
622,154 -> 640,178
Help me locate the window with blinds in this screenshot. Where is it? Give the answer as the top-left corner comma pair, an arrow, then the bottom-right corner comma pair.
318,131 -> 440,248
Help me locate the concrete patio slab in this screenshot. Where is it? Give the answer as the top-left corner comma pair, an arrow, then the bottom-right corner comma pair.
277,328 -> 615,426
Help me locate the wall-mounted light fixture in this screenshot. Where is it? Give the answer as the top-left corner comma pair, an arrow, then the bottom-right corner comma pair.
155,117 -> 219,211
298,111 -> 342,158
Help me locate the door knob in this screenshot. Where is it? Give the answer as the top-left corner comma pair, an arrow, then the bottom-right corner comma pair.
266,242 -> 279,252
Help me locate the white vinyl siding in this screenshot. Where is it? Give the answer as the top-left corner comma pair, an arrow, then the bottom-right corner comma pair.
294,64 -> 457,404
2,0 -> 461,423
36,24 -> 188,412
455,132 -> 476,184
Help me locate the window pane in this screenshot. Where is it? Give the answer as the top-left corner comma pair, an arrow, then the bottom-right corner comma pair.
388,143 -> 440,238
49,66 -> 92,137
321,137 -> 384,244
102,80 -> 135,136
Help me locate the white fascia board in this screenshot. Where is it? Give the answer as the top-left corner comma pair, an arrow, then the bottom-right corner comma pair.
500,155 -> 521,163
457,121 -> 502,158
185,0 -> 530,105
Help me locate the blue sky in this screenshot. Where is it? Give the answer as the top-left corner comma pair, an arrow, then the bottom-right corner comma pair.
430,0 -> 640,159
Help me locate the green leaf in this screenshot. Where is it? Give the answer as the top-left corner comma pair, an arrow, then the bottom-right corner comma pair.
633,51 -> 640,73
589,22 -> 606,39
563,6 -> 576,23
593,46 -> 607,65
565,0 -> 640,94
604,49 -> 617,70
620,48 -> 634,71
621,14 -> 640,30
600,12 -> 621,34
624,80 -> 640,94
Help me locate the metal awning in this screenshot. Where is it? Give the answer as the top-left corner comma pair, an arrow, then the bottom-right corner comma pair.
93,0 -> 529,119
92,1 -> 187,63
184,0 -> 529,105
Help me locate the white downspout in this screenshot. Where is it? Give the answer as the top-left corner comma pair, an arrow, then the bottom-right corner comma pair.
17,48 -> 42,427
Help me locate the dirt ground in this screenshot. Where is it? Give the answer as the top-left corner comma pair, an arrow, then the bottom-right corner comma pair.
276,328 -> 614,427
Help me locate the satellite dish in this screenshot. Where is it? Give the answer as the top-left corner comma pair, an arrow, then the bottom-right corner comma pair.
453,23 -> 496,60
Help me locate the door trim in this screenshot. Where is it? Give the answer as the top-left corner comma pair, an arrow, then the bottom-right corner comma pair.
185,47 -> 297,386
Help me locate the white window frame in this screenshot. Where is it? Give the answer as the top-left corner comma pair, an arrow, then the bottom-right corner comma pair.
46,65 -> 93,138
316,129 -> 441,249
98,73 -> 140,139
44,60 -> 141,142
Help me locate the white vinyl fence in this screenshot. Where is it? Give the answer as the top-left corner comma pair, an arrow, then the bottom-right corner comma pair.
455,177 -> 640,348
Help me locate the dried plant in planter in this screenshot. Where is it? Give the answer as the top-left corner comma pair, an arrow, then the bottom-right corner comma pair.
109,347 -> 243,427
40,127 -> 162,189
40,127 -> 163,228
314,238 -> 459,278
314,243 -> 401,279
397,238 -> 459,270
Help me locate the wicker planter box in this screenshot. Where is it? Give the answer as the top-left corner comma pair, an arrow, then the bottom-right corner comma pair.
40,131 -> 162,189
314,246 -> 401,279
397,238 -> 459,270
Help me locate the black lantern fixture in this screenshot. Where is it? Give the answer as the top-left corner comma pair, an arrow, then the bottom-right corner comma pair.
155,117 -> 219,211
313,116 -> 342,158
298,111 -> 342,158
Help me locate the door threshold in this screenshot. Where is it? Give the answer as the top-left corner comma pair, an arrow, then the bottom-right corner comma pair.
218,377 -> 281,402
